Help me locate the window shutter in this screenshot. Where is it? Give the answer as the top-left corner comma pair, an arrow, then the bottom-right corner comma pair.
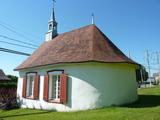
43,74 -> 49,101
33,75 -> 39,100
22,77 -> 27,98
60,74 -> 68,104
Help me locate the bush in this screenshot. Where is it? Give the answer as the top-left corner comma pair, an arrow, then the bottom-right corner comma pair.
0,83 -> 17,88
7,75 -> 18,83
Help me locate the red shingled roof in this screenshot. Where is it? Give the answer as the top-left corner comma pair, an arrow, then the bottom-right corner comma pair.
15,25 -> 138,70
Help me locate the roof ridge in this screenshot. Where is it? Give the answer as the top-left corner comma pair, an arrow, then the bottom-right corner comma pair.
94,26 -> 137,63
53,24 -> 94,39
95,26 -> 124,57
91,25 -> 95,59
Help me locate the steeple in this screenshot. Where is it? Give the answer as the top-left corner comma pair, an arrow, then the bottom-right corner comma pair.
91,13 -> 95,25
45,0 -> 58,41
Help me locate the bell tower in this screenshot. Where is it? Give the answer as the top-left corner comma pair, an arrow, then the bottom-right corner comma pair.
45,0 -> 58,41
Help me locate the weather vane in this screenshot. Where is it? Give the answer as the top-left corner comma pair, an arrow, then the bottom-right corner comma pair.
92,13 -> 95,25
52,0 -> 56,8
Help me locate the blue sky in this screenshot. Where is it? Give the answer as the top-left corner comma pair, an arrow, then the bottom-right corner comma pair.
0,0 -> 160,75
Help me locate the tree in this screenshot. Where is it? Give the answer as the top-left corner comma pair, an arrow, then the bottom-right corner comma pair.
6,75 -> 18,83
136,65 -> 148,83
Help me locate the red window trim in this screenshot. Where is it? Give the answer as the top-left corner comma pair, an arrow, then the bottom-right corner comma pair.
22,76 -> 27,98
43,74 -> 49,101
45,69 -> 66,104
25,72 -> 39,100
26,72 -> 37,75
25,97 -> 35,100
47,101 -> 62,104
60,74 -> 68,104
47,69 -> 64,74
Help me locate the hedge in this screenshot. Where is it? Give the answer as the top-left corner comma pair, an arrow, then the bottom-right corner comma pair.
0,82 -> 17,88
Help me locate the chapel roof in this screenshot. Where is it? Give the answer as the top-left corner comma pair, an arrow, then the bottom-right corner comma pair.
15,25 -> 138,70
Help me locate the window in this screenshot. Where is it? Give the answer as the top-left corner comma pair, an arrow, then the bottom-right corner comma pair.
26,73 -> 36,98
22,72 -> 39,99
49,24 -> 52,30
48,71 -> 62,102
53,26 -> 56,30
43,70 -> 68,104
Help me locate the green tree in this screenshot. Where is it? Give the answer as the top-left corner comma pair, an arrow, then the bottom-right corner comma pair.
7,75 -> 18,83
136,65 -> 148,82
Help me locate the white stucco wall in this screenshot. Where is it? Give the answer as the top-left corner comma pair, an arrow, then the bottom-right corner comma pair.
17,62 -> 138,111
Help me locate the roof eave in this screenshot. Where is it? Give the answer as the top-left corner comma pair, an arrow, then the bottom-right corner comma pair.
14,61 -> 140,71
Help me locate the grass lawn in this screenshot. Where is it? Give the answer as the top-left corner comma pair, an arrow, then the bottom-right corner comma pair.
1,86 -> 160,120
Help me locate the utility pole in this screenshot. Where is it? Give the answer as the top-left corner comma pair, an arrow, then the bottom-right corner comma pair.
140,68 -> 144,82
128,50 -> 131,58
146,50 -> 151,86
156,51 -> 160,71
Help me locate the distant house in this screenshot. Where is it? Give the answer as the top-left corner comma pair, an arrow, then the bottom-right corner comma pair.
0,69 -> 10,82
153,73 -> 160,84
15,3 -> 139,111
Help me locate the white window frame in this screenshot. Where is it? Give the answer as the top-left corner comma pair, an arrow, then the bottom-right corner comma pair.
48,71 -> 62,102
26,73 -> 36,98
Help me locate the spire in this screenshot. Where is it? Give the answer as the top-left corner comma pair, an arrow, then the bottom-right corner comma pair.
50,0 -> 56,22
92,13 -> 95,25
45,0 -> 58,41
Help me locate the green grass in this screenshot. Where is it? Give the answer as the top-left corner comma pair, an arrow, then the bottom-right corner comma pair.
1,86 -> 160,120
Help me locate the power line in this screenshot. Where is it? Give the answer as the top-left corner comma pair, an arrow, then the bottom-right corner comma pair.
0,20 -> 40,41
0,40 -> 36,49
0,35 -> 38,47
144,65 -> 160,70
0,47 -> 31,56
0,22 -> 40,45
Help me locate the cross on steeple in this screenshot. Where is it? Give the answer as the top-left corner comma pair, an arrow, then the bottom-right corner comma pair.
45,0 -> 58,41
53,0 -> 56,6
51,0 -> 56,21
